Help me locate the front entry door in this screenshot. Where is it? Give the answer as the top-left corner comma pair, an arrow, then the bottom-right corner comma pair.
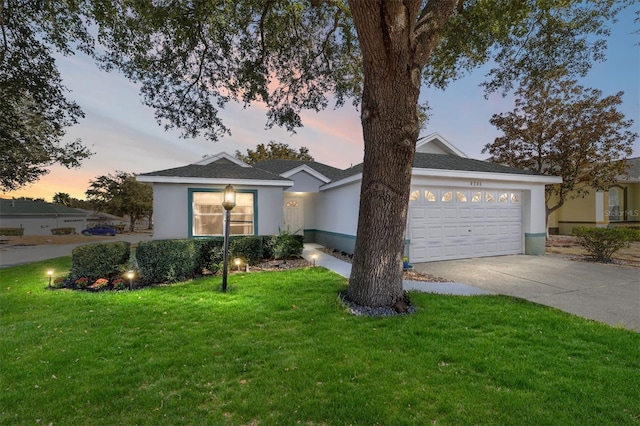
284,199 -> 304,235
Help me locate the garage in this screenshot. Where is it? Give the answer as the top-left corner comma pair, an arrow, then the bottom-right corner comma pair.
408,187 -> 523,262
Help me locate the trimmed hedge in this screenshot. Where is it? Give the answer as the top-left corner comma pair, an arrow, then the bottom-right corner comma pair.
230,236 -> 264,265
71,241 -> 131,281
0,228 -> 24,236
51,227 -> 75,235
136,239 -> 198,284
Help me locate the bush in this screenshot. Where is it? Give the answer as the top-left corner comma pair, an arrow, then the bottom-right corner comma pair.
193,238 -> 225,273
230,236 -> 264,265
571,226 -> 637,262
273,228 -> 303,261
71,241 -> 131,281
0,228 -> 24,236
51,227 -> 75,235
136,239 -> 197,284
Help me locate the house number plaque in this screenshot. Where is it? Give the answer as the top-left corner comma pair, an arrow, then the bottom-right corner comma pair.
470,181 -> 482,187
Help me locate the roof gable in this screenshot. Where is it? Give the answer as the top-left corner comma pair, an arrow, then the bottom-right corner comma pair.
193,152 -> 250,167
416,133 -> 468,158
253,159 -> 344,181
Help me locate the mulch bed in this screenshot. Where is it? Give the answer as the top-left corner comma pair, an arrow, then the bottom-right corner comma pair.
318,248 -> 452,283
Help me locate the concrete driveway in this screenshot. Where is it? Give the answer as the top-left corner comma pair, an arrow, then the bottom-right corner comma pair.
413,255 -> 640,332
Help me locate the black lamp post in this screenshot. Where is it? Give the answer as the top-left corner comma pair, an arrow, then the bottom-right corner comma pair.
221,184 -> 236,292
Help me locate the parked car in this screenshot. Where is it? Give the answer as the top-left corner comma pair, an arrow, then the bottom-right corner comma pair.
81,225 -> 118,236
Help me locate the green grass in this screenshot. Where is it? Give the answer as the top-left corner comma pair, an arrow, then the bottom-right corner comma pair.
1,257 -> 639,425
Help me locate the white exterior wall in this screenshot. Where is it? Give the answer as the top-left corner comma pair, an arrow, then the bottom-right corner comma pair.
286,172 -> 324,192
151,183 -> 285,239
152,184 -> 189,239
1,216 -> 87,236
315,181 -> 361,236
255,186 -> 285,235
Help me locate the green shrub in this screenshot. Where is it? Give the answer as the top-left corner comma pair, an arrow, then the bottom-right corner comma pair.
230,236 -> 264,265
0,228 -> 24,236
113,224 -> 126,233
193,238 -> 225,272
51,227 -> 75,235
571,226 -> 636,262
136,239 -> 197,284
273,228 -> 303,261
71,242 -> 131,281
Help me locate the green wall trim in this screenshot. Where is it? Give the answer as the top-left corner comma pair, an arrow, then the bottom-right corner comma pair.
304,229 -> 357,240
524,233 -> 546,256
524,232 -> 547,238
187,188 -> 258,238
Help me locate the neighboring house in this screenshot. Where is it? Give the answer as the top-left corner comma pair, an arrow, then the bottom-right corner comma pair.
0,199 -> 88,235
137,133 -> 561,263
548,157 -> 640,235
77,210 -> 128,227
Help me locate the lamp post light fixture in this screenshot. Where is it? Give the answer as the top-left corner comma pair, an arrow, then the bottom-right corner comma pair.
221,184 -> 236,292
47,269 -> 54,288
311,253 -> 317,267
126,270 -> 135,290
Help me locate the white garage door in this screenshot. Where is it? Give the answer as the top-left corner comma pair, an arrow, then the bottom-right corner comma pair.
408,188 -> 523,262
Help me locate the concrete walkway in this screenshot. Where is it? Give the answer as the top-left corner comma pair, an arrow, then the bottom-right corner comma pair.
302,243 -> 490,296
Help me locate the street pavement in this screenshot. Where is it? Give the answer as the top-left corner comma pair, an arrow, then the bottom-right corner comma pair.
0,233 -> 152,268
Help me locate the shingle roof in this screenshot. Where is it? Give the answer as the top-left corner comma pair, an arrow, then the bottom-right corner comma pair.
623,157 -> 640,181
412,153 -> 541,175
253,159 -> 344,180
327,153 -> 541,183
138,163 -> 287,181
0,199 -> 88,216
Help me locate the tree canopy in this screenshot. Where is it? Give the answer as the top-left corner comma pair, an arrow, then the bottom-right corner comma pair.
484,75 -> 637,222
235,142 -> 314,165
0,0 -> 94,191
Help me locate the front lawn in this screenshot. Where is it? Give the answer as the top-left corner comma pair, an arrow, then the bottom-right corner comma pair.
1,257 -> 638,425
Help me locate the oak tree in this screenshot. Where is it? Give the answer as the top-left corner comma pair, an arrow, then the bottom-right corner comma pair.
235,141 -> 314,165
484,76 -> 637,226
0,0 -> 94,191
89,0 -> 626,309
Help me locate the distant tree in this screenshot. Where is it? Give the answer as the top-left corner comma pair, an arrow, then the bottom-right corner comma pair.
86,172 -> 153,232
52,192 -> 72,207
0,1 -> 93,191
52,192 -> 95,210
235,142 -> 314,165
483,76 -> 637,227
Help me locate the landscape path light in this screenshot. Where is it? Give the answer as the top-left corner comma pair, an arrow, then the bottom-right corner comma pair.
47,269 -> 54,288
126,270 -> 135,290
221,184 -> 236,292
234,258 -> 241,271
311,253 -> 317,267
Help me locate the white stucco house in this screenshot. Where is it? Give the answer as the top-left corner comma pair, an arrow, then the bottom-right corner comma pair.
0,199 -> 88,235
137,134 -> 561,262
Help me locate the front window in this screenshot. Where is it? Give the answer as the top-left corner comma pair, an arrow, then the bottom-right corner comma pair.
191,190 -> 255,236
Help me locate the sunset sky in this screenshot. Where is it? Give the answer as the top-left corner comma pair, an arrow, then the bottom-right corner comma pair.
3,12 -> 638,202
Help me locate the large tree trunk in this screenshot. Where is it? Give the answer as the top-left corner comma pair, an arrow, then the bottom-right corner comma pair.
346,1 -> 456,308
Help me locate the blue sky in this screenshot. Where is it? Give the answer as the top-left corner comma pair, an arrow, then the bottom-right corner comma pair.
4,10 -> 638,201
